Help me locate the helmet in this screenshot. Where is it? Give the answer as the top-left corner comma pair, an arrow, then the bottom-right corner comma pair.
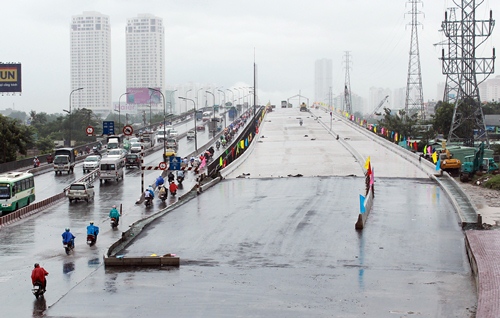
65,227 -> 70,232
90,221 -> 94,225
112,205 -> 116,208
34,263 -> 39,268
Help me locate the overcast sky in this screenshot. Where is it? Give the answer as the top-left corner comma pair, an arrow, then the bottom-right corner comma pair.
1,0 -> 499,114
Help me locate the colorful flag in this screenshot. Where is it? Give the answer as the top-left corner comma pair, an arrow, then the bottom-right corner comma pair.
423,145 -> 427,155
359,195 -> 366,213
432,151 -> 438,164
364,157 -> 371,170
436,156 -> 441,171
219,156 -> 223,167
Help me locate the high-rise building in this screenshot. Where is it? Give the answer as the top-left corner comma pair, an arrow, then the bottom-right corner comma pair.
315,59 -> 332,104
479,75 -> 500,103
70,11 -> 112,115
126,14 -> 165,114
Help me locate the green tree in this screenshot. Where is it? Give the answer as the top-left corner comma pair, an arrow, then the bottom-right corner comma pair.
432,101 -> 454,138
0,115 -> 33,163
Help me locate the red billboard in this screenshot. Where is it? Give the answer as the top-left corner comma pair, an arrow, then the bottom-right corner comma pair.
126,87 -> 161,104
0,64 -> 22,93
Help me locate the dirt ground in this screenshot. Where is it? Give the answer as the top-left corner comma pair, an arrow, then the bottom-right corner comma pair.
457,179 -> 500,227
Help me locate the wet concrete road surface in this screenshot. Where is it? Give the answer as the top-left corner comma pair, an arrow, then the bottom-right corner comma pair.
46,177 -> 476,317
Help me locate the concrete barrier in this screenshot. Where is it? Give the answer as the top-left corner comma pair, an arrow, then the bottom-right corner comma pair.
355,186 -> 375,230
103,254 -> 180,267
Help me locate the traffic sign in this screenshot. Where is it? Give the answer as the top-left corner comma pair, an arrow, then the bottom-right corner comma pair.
86,126 -> 94,135
158,162 -> 167,170
169,156 -> 181,170
103,121 -> 115,135
123,125 -> 134,136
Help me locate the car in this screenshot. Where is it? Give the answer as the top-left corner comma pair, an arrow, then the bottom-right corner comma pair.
187,130 -> 195,140
67,182 -> 94,203
107,148 -> 127,165
168,129 -> 178,138
125,153 -> 141,168
196,124 -> 206,131
165,138 -> 178,150
163,148 -> 177,162
83,155 -> 101,173
130,142 -> 142,153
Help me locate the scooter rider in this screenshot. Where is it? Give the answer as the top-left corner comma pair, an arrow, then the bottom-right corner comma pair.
177,170 -> 185,183
31,263 -> 49,291
155,175 -> 165,188
169,181 -> 178,196
61,228 -> 75,249
167,171 -> 175,183
109,205 -> 120,225
216,140 -> 220,150
87,221 -> 99,242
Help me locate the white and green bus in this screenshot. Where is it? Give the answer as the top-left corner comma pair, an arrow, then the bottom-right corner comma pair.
0,172 -> 35,214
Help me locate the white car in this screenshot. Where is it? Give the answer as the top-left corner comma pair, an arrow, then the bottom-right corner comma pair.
83,155 -> 101,173
168,129 -> 178,138
130,142 -> 142,153
107,148 -> 127,164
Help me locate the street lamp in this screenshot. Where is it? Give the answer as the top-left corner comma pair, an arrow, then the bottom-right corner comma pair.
179,96 -> 198,153
196,87 -> 204,112
117,92 -> 130,130
206,90 -> 216,138
184,89 -> 193,113
64,87 -> 83,147
167,89 -> 178,114
226,89 -> 235,107
148,88 -> 166,156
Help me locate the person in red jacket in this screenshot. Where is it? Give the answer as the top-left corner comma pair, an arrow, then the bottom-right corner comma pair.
31,263 -> 49,291
169,181 -> 178,196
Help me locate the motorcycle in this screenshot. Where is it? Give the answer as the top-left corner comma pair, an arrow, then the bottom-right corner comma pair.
110,217 -> 118,229
176,175 -> 184,185
144,196 -> 153,207
216,141 -> 220,151
170,189 -> 177,196
32,281 -> 45,299
86,234 -> 96,246
63,239 -> 74,255
167,173 -> 175,183
158,187 -> 167,202
299,119 -> 303,126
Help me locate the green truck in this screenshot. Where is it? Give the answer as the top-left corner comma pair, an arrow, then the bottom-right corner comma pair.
460,142 -> 499,182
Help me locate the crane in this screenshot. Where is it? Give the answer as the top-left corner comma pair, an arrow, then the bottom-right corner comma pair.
369,95 -> 389,118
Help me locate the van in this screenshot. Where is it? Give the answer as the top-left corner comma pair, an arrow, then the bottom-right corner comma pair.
107,138 -> 120,150
187,130 -> 195,140
99,157 -> 124,183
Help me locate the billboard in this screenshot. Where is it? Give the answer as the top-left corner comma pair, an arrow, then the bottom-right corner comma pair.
126,87 -> 161,104
0,63 -> 22,93
113,102 -> 138,115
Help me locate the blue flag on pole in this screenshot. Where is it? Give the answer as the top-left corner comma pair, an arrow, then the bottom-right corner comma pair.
359,194 -> 366,214
436,157 -> 441,171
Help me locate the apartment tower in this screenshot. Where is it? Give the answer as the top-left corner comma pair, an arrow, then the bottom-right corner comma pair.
70,11 -> 112,115
126,14 -> 165,113
314,58 -> 332,105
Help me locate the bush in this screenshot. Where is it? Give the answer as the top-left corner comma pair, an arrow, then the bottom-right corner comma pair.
483,174 -> 500,190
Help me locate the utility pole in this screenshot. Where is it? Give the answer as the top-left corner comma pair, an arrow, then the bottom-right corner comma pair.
343,51 -> 352,114
404,0 -> 425,121
441,0 -> 495,147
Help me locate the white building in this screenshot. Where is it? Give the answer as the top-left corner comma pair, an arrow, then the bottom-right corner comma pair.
314,59 -> 332,104
70,12 -> 112,115
126,14 -> 165,114
479,75 -> 500,103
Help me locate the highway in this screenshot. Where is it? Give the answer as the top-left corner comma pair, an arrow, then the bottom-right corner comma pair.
1,107 -> 476,317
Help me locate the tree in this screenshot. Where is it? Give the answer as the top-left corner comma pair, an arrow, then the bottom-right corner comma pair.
432,102 -> 454,138
0,115 -> 33,163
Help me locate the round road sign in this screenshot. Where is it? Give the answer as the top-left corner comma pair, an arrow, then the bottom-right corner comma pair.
86,126 -> 94,135
158,162 -> 167,170
123,125 -> 134,136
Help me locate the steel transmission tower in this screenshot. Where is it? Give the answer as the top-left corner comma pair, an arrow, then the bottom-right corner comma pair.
343,51 -> 352,114
405,0 -> 425,121
441,0 -> 495,146
441,8 -> 460,104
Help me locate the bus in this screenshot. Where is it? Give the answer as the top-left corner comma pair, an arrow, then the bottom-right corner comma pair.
0,172 -> 35,214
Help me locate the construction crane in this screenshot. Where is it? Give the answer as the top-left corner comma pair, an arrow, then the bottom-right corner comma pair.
369,95 -> 389,118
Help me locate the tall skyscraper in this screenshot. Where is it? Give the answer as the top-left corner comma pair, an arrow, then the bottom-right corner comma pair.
126,14 -> 165,113
315,59 -> 332,104
70,11 -> 112,115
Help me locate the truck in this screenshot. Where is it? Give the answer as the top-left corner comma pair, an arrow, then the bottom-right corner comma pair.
53,148 -> 76,175
460,142 -> 499,182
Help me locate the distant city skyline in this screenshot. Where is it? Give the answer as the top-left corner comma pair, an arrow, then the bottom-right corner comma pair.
1,1 -> 499,114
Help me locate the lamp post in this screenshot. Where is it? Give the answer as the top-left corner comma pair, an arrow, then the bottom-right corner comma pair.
118,92 -> 130,130
218,89 -> 226,128
148,88 -> 166,156
226,89 -> 234,107
185,89 -> 193,113
179,97 -> 198,153
64,87 -> 84,147
206,90 -> 216,138
167,89 -> 178,114
196,87 -> 204,112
